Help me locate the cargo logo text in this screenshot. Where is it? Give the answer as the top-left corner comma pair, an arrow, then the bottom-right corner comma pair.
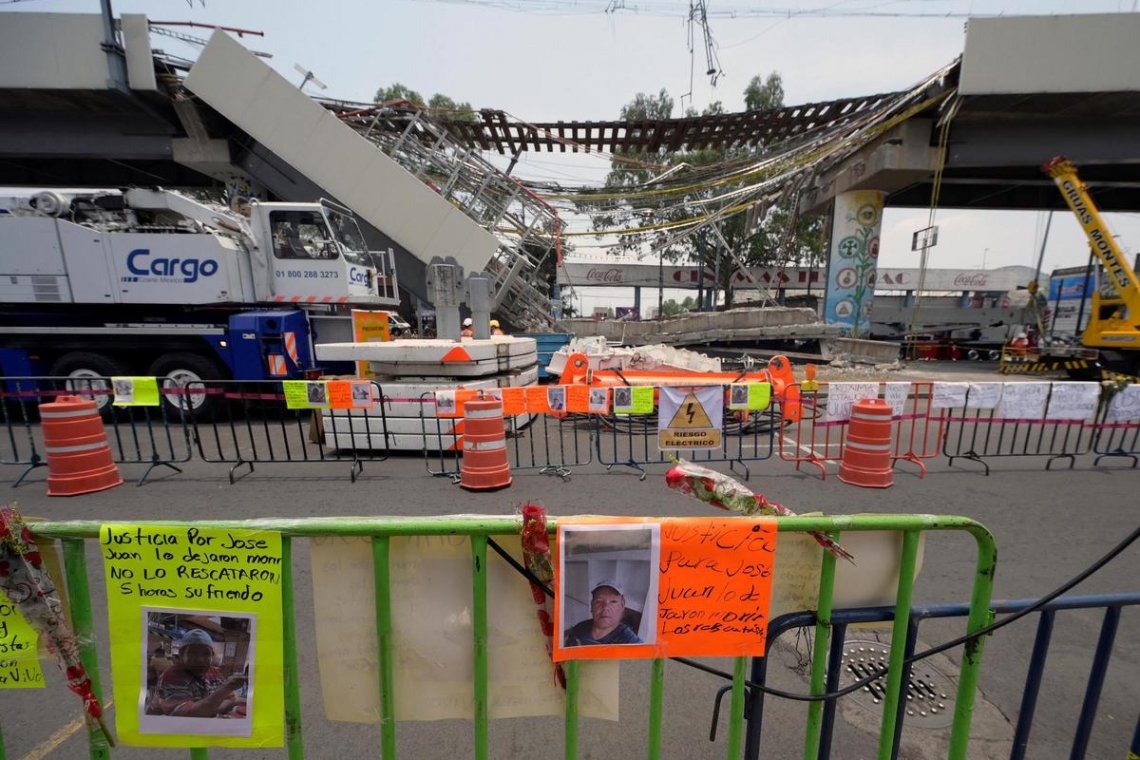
125,249 -> 219,284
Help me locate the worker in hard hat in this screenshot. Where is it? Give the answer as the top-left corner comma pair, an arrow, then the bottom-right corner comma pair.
1010,331 -> 1029,348
490,319 -> 505,336
461,317 -> 474,338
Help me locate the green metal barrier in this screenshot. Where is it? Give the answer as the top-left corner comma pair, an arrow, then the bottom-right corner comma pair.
6,514 -> 996,760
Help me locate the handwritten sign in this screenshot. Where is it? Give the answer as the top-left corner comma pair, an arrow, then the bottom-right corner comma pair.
327,381 -> 376,410
1106,384 -> 1140,421
283,381 -> 328,410
101,525 -> 284,747
500,388 -> 527,416
566,385 -> 591,413
826,383 -> 879,421
0,601 -> 45,689
613,386 -> 655,415
883,382 -> 910,418
931,382 -> 968,410
112,377 -> 160,407
967,383 -> 1003,410
554,517 -> 776,661
997,382 -> 1050,420
1045,382 -> 1101,420
310,536 -> 618,722
728,383 -> 772,411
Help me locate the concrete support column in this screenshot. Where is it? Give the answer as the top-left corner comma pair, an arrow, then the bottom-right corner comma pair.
823,190 -> 885,337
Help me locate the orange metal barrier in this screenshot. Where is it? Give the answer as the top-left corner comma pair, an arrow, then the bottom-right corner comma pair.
777,381 -> 947,480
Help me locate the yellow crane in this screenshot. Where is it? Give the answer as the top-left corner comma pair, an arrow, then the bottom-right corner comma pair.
1042,157 -> 1140,376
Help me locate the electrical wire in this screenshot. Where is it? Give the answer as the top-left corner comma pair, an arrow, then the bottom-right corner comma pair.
486,519 -> 1140,703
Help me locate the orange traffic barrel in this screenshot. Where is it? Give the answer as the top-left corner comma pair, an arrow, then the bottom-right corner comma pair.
838,398 -> 894,489
39,396 -> 122,497
459,397 -> 512,491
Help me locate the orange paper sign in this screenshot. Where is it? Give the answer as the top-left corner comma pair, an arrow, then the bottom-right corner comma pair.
566,386 -> 591,413
500,388 -> 527,416
553,516 -> 777,661
525,387 -> 552,414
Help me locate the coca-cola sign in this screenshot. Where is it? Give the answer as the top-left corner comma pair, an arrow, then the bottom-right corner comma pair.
586,268 -> 624,284
953,273 -> 989,288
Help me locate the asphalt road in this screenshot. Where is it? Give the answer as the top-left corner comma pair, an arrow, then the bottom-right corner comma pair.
0,420 -> 1137,760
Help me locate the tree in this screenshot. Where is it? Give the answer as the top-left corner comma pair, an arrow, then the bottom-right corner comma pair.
577,73 -> 825,310
374,84 -> 476,122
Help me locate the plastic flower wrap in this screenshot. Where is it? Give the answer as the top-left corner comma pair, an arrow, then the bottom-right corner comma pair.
0,504 -> 114,744
664,459 -> 855,564
518,503 -> 566,689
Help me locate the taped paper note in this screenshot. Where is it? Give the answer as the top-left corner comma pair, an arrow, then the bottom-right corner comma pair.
0,601 -> 45,689
101,525 -> 284,747
1106,385 -> 1140,422
310,536 -> 618,723
1045,382 -> 1100,421
112,377 -> 161,407
554,517 -> 777,661
883,382 -> 910,417
931,383 -> 968,410
966,383 -> 1003,410
997,382 -> 1050,420
826,383 -> 879,421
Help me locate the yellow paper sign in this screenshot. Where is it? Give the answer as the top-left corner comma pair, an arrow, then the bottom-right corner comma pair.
613,386 -> 655,415
282,381 -> 328,410
728,383 -> 771,411
0,601 -> 45,689
112,377 -> 161,407
101,525 -> 284,747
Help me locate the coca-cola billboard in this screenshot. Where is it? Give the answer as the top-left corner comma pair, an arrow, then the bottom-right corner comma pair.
953,273 -> 989,288
585,268 -> 625,284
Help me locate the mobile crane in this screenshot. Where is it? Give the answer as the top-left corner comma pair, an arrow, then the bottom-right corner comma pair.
0,188 -> 399,417
1042,157 -> 1140,376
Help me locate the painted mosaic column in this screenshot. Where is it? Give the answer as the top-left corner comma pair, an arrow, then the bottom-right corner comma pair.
823,190 -> 885,337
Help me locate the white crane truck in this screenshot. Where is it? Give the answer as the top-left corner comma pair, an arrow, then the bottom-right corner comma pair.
0,188 -> 399,417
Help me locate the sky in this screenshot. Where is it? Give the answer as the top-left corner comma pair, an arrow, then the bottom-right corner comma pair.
6,0 -> 1140,315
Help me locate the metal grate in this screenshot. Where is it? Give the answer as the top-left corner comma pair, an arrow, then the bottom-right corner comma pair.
837,640 -> 956,729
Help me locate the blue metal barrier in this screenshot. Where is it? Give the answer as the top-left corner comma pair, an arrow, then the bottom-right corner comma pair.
743,593 -> 1140,760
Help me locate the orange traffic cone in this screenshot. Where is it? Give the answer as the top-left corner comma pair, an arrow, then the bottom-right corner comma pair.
39,396 -> 122,497
459,397 -> 512,491
837,398 -> 895,488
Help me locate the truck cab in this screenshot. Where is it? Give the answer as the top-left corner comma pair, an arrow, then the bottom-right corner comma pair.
249,199 -> 398,306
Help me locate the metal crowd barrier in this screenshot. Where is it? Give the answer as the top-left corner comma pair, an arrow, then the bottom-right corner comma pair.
777,382 -> 945,480
1088,398 -> 1140,468
420,393 -> 592,482
593,394 -> 778,482
941,385 -> 1093,475
187,380 -> 389,483
744,592 -> 1140,760
9,513 -> 997,760
0,376 -> 192,486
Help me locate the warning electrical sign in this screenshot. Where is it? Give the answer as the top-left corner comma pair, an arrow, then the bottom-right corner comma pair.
658,387 -> 723,451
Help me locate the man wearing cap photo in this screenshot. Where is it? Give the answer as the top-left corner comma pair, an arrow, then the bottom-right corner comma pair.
564,579 -> 643,647
149,628 -> 247,718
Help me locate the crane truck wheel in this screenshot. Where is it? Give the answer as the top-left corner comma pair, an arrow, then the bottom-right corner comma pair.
148,352 -> 225,421
48,352 -> 127,415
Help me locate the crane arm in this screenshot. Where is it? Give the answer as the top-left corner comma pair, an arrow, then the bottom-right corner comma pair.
1042,157 -> 1140,307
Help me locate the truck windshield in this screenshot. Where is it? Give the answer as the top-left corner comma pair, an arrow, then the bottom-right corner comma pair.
326,209 -> 370,267
270,210 -> 338,260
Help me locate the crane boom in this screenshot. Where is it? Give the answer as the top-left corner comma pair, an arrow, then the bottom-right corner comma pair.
1042,157 -> 1140,361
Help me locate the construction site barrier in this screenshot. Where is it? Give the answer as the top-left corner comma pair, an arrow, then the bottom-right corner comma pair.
940,385 -> 1094,475
744,592 -> 1140,760
420,393 -> 593,482
1088,397 -> 1140,468
0,376 -> 192,486
777,382 -> 945,480
6,513 -> 998,760
593,395 -> 778,482
187,380 -> 389,483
